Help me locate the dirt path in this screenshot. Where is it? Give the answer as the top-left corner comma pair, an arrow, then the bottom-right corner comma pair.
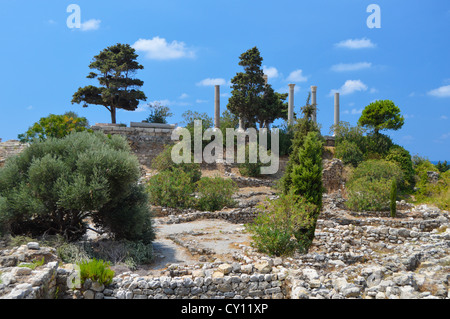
147,219 -> 252,273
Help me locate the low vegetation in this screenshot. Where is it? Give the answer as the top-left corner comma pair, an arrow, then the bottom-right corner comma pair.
147,145 -> 237,211
0,131 -> 154,244
78,258 -> 115,286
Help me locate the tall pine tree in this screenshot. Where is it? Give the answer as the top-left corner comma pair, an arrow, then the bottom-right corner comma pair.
72,43 -> 147,124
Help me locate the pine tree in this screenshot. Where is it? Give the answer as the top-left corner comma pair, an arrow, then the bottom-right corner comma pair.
72,43 -> 147,124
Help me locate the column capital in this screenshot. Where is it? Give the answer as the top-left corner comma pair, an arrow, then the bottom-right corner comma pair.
311,85 -> 317,92
288,83 -> 296,88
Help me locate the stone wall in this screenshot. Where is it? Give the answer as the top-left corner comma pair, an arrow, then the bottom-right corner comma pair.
0,140 -> 29,167
0,242 -> 60,299
78,260 -> 290,299
91,123 -> 175,168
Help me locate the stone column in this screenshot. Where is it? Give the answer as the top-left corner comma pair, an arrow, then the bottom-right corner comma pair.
263,74 -> 268,85
288,84 -> 295,126
334,92 -> 340,135
311,85 -> 317,123
238,117 -> 245,132
214,85 -> 220,129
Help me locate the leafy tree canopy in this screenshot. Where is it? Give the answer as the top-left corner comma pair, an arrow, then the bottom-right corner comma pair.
18,112 -> 91,143
358,100 -> 404,134
72,43 -> 147,124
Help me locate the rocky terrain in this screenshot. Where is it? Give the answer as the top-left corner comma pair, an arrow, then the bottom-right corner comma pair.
0,157 -> 449,299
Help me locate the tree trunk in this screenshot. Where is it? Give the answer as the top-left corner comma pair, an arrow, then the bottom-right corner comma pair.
111,106 -> 116,124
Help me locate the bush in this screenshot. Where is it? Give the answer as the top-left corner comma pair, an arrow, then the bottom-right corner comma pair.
346,159 -> 404,211
289,131 -> 324,210
78,258 -> 115,286
332,121 -> 367,154
385,145 -> 415,190
195,177 -> 237,211
364,132 -> 394,159
238,143 -> 263,177
0,131 -> 154,243
414,166 -> 449,211
151,144 -> 201,183
18,112 -> 91,143
335,140 -> 364,167
147,168 -> 196,209
247,191 -> 317,256
436,161 -> 450,173
143,102 -> 173,124
390,179 -> 397,218
349,159 -> 404,187
414,159 -> 439,192
346,177 -> 392,211
280,115 -> 321,194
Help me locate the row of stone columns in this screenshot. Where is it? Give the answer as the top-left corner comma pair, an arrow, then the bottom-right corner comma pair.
213,83 -> 341,133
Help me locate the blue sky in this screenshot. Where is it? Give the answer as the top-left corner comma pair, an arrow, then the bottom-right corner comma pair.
0,0 -> 449,161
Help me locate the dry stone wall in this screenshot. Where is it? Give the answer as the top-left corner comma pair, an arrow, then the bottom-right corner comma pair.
91,123 -> 175,168
0,140 -> 29,167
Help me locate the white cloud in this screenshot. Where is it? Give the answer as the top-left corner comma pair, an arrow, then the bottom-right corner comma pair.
80,19 -> 101,31
26,105 -> 33,110
132,37 -> 195,60
331,62 -> 372,72
220,93 -> 231,98
351,108 -> 363,115
330,80 -> 368,96
441,115 -> 448,120
441,132 -> 450,140
428,85 -> 450,98
179,93 -> 189,99
196,78 -> 227,86
369,88 -> 378,94
263,66 -> 279,79
287,69 -> 308,82
335,38 -> 376,49
196,99 -> 208,104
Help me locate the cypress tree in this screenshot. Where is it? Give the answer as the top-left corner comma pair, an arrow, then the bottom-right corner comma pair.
390,178 -> 397,218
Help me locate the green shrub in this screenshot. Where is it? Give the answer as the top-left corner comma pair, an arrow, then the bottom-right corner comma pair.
335,140 -> 364,167
0,131 -> 154,243
346,159 -> 404,211
19,257 -> 45,270
414,169 -> 450,211
349,159 -> 404,187
390,179 -> 397,218
143,102 -> 173,124
247,191 -> 317,256
385,145 -> 415,190
414,159 -> 439,192
238,143 -> 263,177
78,258 -> 115,286
364,132 -> 394,159
289,131 -> 324,210
435,161 -> 450,173
57,243 -> 90,264
346,177 -> 392,211
195,177 -> 237,211
0,196 -> 8,236
18,112 -> 91,143
280,115 -> 321,195
147,168 -> 196,208
332,121 -> 367,154
151,144 -> 201,183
